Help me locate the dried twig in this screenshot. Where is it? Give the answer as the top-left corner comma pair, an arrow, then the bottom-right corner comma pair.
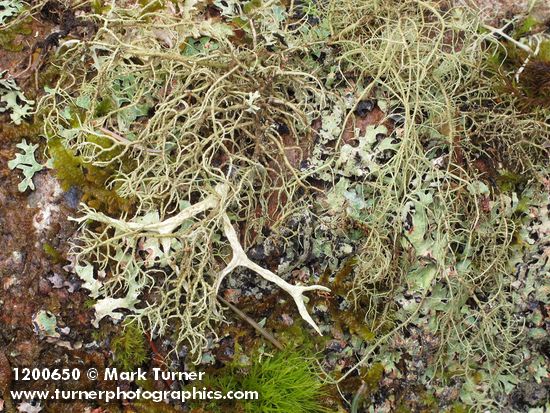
217,295 -> 284,350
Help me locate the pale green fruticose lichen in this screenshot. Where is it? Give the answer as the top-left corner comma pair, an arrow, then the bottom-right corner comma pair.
36,1 -> 550,408
38,0 -> 335,362
72,183 -> 329,332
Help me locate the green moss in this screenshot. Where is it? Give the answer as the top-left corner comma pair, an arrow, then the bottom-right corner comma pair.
392,385 -> 450,413
336,310 -> 375,341
94,98 -> 115,118
84,298 -> 97,309
42,242 -> 63,263
447,403 -> 469,413
48,138 -> 132,214
0,20 -> 32,52
202,350 -> 331,413
138,0 -> 165,13
48,138 -> 84,186
539,40 -> 550,62
111,321 -> 149,372
85,134 -> 125,163
319,260 -> 394,342
243,0 -> 262,14
352,363 -> 385,412
513,16 -> 538,38
34,65 -> 62,96
278,322 -> 309,347
361,363 -> 384,393
90,329 -> 103,342
420,391 -> 438,409
91,0 -> 110,14
496,170 -> 527,193
277,320 -> 327,350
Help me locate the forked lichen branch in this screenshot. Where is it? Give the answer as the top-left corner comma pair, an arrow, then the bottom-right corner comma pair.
71,182 -> 329,334
216,213 -> 330,334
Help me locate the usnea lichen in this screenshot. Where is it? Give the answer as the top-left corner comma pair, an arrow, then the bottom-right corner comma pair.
308,1 -> 549,410
35,0 -> 549,410
39,0 -> 334,362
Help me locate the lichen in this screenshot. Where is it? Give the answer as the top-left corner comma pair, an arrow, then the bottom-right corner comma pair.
8,138 -> 43,191
38,0 -> 332,361
0,0 -> 22,25
31,1 -> 550,410
0,71 -> 34,125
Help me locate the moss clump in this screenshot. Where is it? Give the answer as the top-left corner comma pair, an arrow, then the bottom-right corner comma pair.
447,404 -> 469,413
42,242 -> 63,263
0,19 -> 32,52
361,363 -> 384,394
350,363 -> 385,412
111,322 -> 149,372
48,138 -> 131,214
319,260 -> 394,342
393,387 -> 441,413
204,350 -> 330,413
